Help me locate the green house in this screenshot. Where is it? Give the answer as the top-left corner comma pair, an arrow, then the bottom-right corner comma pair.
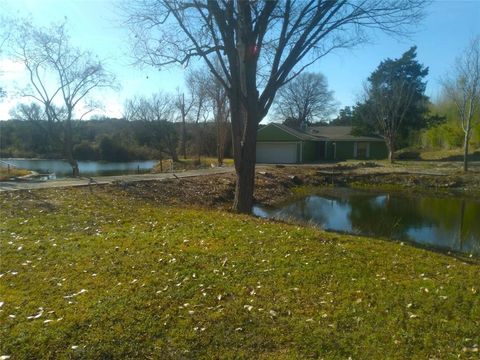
256,123 -> 387,163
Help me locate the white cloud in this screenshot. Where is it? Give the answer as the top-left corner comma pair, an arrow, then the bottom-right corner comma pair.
0,59 -> 25,79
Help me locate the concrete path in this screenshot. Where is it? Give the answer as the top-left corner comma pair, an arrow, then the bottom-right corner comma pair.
0,167 -> 236,192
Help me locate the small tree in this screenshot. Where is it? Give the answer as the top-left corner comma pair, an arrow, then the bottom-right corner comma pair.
442,36 -> 480,172
185,69 -> 210,161
355,46 -> 429,162
7,20 -> 115,176
274,72 -> 335,128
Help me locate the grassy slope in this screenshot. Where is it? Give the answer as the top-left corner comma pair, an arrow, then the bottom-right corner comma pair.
0,187 -> 479,359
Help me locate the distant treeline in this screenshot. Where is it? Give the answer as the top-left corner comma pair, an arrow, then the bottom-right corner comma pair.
0,118 -> 232,162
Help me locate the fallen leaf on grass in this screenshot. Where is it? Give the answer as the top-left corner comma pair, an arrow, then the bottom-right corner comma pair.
64,289 -> 87,299
27,307 -> 44,320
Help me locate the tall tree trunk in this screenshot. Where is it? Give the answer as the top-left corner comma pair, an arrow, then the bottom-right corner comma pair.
159,150 -> 163,172
232,119 -> 257,213
230,0 -> 262,213
169,142 -> 179,162
182,116 -> 187,160
196,123 -> 202,163
463,128 -> 470,172
216,108 -> 224,166
230,93 -> 259,213
387,140 -> 395,164
217,140 -> 224,166
64,119 -> 79,177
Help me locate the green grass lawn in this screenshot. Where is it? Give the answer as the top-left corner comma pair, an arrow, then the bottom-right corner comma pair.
1,187 -> 479,359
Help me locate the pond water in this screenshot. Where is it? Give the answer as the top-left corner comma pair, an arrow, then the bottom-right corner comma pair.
253,188 -> 480,256
1,158 -> 158,177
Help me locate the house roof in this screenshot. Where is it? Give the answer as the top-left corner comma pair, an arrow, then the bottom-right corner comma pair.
260,123 -> 384,142
259,123 -> 322,141
308,126 -> 385,142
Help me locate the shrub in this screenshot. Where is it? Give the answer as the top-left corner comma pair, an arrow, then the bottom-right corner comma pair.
99,136 -> 132,162
73,141 -> 100,160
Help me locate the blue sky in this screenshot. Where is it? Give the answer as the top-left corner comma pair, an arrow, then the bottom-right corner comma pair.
0,0 -> 479,121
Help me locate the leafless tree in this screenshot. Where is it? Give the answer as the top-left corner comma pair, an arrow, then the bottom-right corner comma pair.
274,72 -> 336,127
123,0 -> 428,212
184,69 -> 207,161
7,20 -> 115,176
362,79 -> 417,163
174,90 -> 194,159
208,73 -> 231,167
442,36 -> 480,172
187,66 -> 229,165
124,92 -> 179,161
9,102 -> 47,121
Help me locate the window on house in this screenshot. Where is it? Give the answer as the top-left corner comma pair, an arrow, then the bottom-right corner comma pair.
357,142 -> 369,158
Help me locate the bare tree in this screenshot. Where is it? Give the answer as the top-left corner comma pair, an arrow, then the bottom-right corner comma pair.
187,66 -> 229,165
208,73 -> 230,167
274,72 -> 335,128
442,36 -> 480,172
124,92 -> 179,161
124,0 -> 427,212
9,102 -> 47,122
7,20 -> 115,176
362,79 -> 417,162
174,90 -> 194,159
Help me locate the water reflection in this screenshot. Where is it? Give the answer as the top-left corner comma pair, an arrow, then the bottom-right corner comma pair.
2,159 -> 158,177
253,189 -> 480,255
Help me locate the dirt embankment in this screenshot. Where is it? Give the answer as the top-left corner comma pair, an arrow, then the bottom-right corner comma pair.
102,163 -> 480,209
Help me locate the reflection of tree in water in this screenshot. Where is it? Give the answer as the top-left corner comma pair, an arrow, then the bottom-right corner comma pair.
347,194 -> 429,240
416,197 -> 480,253
271,192 -> 480,255
275,196 -> 329,226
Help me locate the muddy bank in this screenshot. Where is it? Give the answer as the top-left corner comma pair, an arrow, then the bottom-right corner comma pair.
100,165 -> 480,210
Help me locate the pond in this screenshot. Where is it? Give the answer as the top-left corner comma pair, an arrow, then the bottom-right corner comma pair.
1,158 -> 158,178
253,188 -> 480,256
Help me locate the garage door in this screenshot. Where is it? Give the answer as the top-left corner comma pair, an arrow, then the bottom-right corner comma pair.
256,142 -> 298,164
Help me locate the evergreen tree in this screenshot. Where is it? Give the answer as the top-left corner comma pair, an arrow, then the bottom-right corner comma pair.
353,46 -> 429,161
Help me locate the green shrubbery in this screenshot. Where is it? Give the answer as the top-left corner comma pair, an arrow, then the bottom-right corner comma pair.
420,121 -> 465,149
414,99 -> 480,150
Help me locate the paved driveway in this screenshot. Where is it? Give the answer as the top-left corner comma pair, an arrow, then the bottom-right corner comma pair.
0,167 -> 235,192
